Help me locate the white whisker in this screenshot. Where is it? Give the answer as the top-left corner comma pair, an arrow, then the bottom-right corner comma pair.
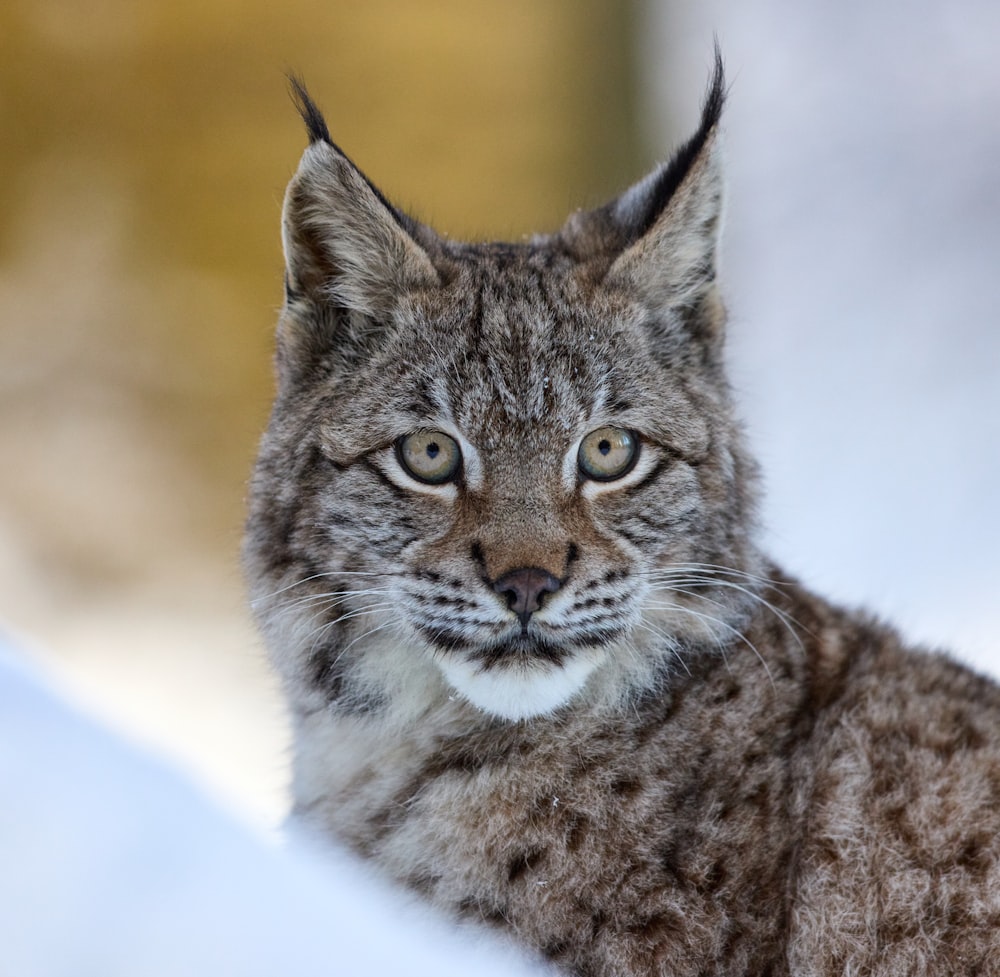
643,562 -> 788,590
340,619 -> 404,656
643,565 -> 809,651
631,620 -> 692,677
250,569 -> 400,604
656,601 -> 775,689
283,589 -> 395,612
301,602 -> 399,658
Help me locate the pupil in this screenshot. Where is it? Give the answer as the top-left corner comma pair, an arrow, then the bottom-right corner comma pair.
426,442 -> 440,459
598,439 -> 611,455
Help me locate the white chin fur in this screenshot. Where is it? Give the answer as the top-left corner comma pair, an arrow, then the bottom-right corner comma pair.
437,653 -> 601,720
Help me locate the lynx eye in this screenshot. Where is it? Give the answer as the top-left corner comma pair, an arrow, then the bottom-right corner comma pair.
396,430 -> 462,485
578,427 -> 638,482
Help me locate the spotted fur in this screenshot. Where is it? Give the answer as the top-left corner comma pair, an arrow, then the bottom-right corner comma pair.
244,58 -> 1000,975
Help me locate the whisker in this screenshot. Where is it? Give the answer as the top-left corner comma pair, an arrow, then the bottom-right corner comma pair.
251,569 -> 401,604
643,562 -> 789,589
340,619 -> 404,656
301,602 -> 399,658
331,603 -> 399,625
656,601 -> 775,689
631,620 -> 692,677
646,576 -> 808,652
283,589 -> 395,611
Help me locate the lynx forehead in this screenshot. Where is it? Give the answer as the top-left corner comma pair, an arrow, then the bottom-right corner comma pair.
244,55 -> 1000,977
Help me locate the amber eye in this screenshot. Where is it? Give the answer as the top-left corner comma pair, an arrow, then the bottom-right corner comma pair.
396,430 -> 462,485
578,427 -> 638,481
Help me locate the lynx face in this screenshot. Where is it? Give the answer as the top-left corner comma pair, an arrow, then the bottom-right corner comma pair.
245,63 -> 760,721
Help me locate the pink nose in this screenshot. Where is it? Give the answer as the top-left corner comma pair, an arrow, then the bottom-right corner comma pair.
493,567 -> 561,628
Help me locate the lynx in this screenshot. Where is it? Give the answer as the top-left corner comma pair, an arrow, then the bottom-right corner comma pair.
244,58 -> 1000,975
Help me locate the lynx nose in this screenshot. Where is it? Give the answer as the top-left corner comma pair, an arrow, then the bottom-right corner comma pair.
493,567 -> 561,629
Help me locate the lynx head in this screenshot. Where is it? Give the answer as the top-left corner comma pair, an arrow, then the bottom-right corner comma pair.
245,56 -> 762,722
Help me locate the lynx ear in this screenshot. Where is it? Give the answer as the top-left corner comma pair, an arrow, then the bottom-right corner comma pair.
280,80 -> 440,320
564,54 -> 726,345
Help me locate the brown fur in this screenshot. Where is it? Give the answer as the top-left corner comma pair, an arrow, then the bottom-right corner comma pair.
245,60 -> 1000,974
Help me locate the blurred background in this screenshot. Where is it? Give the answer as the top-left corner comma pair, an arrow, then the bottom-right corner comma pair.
1,0 -> 997,829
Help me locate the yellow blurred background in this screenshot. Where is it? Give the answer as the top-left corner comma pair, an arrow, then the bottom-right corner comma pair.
0,0 -> 657,826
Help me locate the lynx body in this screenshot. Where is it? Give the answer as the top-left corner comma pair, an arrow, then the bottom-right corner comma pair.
245,63 -> 1000,975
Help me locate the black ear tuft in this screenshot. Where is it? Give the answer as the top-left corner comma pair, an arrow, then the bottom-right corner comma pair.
288,74 -> 332,146
633,46 -> 726,239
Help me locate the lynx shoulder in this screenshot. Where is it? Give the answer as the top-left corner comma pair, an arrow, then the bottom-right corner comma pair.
244,59 -> 1000,976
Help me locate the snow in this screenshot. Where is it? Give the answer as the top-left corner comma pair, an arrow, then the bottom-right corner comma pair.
0,636 -> 543,977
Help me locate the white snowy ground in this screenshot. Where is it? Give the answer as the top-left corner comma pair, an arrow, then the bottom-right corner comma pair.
0,637 -> 544,977
642,0 -> 1000,678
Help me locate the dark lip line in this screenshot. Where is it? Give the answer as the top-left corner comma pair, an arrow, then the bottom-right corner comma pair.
412,622 -> 624,661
